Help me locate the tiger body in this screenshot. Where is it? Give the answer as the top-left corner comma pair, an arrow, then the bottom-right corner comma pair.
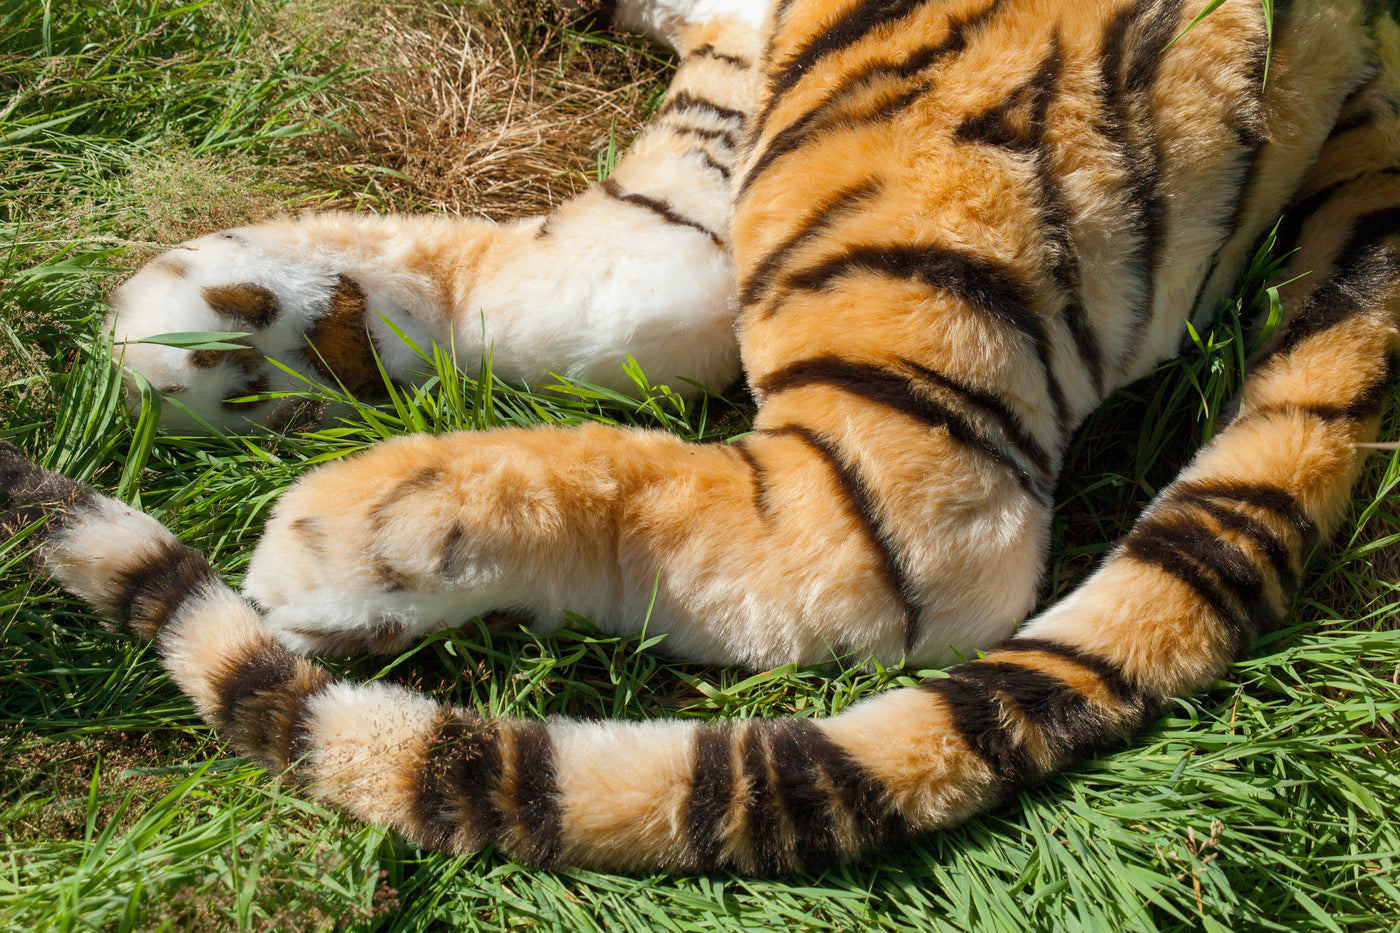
2,0 -> 1399,876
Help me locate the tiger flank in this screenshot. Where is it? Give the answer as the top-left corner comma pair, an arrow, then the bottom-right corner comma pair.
3,0 -> 1398,880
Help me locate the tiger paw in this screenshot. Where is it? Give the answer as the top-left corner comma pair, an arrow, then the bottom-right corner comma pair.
239,429 -> 620,656
109,219 -> 443,433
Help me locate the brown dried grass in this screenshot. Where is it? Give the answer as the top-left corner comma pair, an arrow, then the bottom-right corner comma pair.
280,0 -> 673,218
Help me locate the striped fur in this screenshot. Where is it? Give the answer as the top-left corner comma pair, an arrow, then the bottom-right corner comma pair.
5,0 -> 1400,874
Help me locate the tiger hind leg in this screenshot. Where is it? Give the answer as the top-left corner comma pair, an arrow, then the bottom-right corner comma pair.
109,0 -> 763,433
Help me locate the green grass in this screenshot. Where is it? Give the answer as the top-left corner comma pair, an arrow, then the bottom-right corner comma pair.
3,0 -> 1400,930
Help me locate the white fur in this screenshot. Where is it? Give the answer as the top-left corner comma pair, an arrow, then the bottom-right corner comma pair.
302,681 -> 441,826
42,497 -> 177,609
611,0 -> 768,37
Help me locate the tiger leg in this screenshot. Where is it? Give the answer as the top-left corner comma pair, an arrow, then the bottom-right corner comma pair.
110,0 -> 762,433
244,415 -> 1045,666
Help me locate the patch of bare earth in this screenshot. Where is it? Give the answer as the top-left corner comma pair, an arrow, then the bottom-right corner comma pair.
150,863 -> 400,933
1,731 -> 201,843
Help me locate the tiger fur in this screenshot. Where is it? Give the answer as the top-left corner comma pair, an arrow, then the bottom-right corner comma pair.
3,0 -> 1399,874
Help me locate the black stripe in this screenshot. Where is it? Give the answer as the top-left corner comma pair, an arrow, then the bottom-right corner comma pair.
774,244 -> 1068,428
764,0 -> 942,129
414,712 -> 505,853
954,33 -> 1060,153
1270,181 -> 1341,266
113,539 -> 219,639
957,662 -> 1100,767
1255,209 -> 1400,367
1170,480 -> 1318,546
740,178 -> 884,307
367,465 -> 445,533
903,359 -> 1056,480
282,681 -> 331,775
289,516 -> 325,555
739,721 -> 788,875
437,522 -> 469,579
688,43 -> 753,70
1176,495 -> 1298,592
730,440 -> 772,520
765,424 -> 924,650
963,33 -> 1106,399
924,671 -> 1038,791
1188,29 -> 1276,325
511,722 -> 563,867
0,443 -> 98,542
1119,531 -> 1244,649
233,662 -> 332,772
1099,0 -> 1182,372
763,718 -> 906,872
756,356 -> 1050,500
1327,58 -> 1388,139
1121,513 -> 1273,654
600,178 -> 724,247
695,718 -> 905,874
926,647 -> 1164,794
781,719 -> 908,864
699,151 -> 731,180
657,90 -> 747,124
764,720 -> 841,871
210,642 -> 300,747
741,78 -> 929,202
685,723 -> 736,870
1151,517 -> 1271,625
1332,355 -> 1399,420
373,561 -> 411,593
992,638 -> 1146,706
1251,372 -> 1398,425
1267,170 -> 1400,262
1028,40 -> 1102,398
975,659 -> 1154,765
741,0 -> 1002,200
663,123 -> 743,150
1329,108 -> 1377,140
782,243 -> 1030,323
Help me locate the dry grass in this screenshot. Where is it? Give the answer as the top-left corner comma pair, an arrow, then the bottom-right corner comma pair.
278,0 -> 671,217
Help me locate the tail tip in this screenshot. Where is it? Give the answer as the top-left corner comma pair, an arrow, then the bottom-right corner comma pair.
0,442 -> 95,539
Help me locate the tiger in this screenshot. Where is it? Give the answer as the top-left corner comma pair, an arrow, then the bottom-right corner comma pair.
2,0 -> 1398,877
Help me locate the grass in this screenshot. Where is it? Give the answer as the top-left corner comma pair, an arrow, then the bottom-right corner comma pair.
2,0 -> 1399,930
